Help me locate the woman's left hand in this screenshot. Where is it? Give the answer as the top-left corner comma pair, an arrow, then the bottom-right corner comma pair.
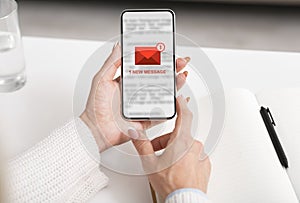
80,42 -> 190,152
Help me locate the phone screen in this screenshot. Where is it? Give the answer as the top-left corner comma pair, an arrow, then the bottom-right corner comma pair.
121,10 -> 176,120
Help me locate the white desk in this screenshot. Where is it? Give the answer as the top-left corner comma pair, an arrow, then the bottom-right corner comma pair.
0,37 -> 299,203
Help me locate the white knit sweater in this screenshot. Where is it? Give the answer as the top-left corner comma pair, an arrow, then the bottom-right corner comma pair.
7,118 -> 208,203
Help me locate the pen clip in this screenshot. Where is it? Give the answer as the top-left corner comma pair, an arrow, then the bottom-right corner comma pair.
267,108 -> 276,126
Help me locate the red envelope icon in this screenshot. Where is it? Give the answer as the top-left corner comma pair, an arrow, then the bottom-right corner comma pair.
135,46 -> 160,65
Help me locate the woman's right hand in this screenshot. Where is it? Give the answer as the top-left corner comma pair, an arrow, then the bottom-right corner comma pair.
129,96 -> 211,200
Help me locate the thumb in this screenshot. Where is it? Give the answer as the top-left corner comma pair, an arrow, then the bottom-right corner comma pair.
129,128 -> 155,156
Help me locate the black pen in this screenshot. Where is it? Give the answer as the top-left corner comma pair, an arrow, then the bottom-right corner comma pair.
260,106 -> 288,168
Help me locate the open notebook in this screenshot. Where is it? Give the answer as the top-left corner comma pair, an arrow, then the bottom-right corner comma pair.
207,88 -> 300,202
154,88 -> 300,203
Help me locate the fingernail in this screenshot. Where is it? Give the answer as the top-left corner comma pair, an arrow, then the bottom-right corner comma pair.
184,57 -> 191,63
183,71 -> 188,77
186,97 -> 191,102
128,127 -> 139,139
113,41 -> 120,49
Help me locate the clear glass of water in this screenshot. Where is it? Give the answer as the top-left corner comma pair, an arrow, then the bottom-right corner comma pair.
0,0 -> 25,92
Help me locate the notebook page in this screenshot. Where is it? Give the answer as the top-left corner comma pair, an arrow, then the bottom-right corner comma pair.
207,89 -> 298,202
256,88 -> 300,199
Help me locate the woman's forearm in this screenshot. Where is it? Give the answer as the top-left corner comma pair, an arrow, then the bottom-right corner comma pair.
7,118 -> 108,202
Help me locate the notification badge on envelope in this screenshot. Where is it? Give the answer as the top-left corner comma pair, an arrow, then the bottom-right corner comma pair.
135,42 -> 165,65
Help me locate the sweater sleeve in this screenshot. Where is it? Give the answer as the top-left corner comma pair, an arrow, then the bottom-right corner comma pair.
165,188 -> 209,203
7,118 -> 108,202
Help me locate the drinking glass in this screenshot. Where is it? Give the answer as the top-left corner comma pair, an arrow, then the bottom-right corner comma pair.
0,0 -> 26,92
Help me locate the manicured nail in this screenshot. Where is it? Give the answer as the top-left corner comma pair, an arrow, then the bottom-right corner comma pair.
186,97 -> 191,102
184,57 -> 191,63
183,71 -> 188,77
113,41 -> 120,49
128,127 -> 139,139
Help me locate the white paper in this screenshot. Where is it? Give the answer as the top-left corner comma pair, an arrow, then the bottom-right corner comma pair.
256,88 -> 300,200
207,89 -> 298,202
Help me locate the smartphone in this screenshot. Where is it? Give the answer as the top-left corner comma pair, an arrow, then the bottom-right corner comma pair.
121,9 -> 176,120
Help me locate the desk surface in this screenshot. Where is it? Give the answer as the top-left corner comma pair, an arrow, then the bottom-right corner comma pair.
0,37 -> 299,203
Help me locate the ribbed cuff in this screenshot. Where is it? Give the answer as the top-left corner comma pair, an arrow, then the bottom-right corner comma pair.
165,188 -> 209,203
8,118 -> 108,202
65,167 -> 109,202
75,117 -> 101,163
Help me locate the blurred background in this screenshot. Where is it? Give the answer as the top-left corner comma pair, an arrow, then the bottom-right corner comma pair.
17,0 -> 300,51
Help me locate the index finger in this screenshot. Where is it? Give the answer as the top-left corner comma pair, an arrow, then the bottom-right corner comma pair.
174,96 -> 193,135
162,96 -> 194,160
164,96 -> 193,146
95,42 -> 121,81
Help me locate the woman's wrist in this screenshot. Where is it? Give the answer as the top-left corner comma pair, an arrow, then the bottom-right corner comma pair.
80,112 -> 108,152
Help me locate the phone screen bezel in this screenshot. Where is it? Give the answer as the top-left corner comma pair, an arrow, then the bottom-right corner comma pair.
120,9 -> 176,120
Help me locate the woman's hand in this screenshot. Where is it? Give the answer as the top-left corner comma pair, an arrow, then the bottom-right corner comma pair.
80,42 -> 190,152
130,96 -> 211,200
